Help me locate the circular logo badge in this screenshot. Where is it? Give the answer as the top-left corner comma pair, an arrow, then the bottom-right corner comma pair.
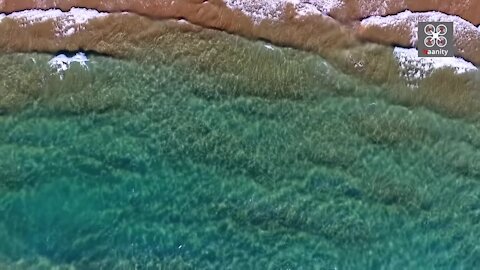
436,36 -> 448,47
424,24 -> 435,35
436,24 -> 447,35
424,36 -> 435,47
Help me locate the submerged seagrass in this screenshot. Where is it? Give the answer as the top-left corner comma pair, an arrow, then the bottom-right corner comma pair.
0,23 -> 480,269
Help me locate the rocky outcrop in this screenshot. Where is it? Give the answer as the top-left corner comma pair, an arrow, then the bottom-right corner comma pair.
357,10 -> 480,66
1,1 -> 477,67
0,0 -> 360,53
2,0 -> 479,25
328,0 -> 480,25
0,0 -> 478,90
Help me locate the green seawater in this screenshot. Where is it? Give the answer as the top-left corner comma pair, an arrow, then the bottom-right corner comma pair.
0,35 -> 480,269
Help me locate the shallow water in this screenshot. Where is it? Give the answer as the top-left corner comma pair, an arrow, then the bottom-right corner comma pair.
0,33 -> 479,269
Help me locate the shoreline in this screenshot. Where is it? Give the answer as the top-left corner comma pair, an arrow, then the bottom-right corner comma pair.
0,1 -> 477,69
0,2 -> 479,118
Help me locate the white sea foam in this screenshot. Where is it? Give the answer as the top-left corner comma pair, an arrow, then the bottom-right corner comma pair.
361,10 -> 480,46
48,52 -> 89,79
354,0 -> 403,17
393,47 -> 477,84
224,0 -> 342,22
177,19 -> 190,24
0,8 -> 108,36
264,44 -> 275,50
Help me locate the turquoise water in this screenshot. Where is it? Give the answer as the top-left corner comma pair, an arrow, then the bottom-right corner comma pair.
0,38 -> 480,269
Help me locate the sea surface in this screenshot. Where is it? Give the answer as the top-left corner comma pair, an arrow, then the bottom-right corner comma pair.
0,28 -> 479,269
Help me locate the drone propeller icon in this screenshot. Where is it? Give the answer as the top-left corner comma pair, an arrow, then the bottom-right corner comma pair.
423,24 -> 448,48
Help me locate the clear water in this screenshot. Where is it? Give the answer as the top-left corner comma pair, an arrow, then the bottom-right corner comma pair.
0,34 -> 479,269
